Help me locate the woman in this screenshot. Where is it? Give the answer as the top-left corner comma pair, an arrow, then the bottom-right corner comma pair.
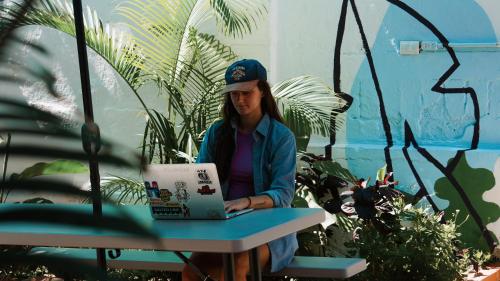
182,59 -> 297,281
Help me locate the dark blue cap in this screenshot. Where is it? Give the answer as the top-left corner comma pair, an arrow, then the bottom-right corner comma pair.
222,59 -> 267,93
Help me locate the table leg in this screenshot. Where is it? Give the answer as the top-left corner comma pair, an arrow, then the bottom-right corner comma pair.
249,248 -> 262,281
96,248 -> 107,271
222,253 -> 236,281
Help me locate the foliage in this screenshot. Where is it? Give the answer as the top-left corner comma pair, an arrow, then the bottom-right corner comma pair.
273,76 -> 348,151
346,198 -> 469,281
293,154 -> 474,281
465,248 -> 492,273
2,0 -> 266,163
1,159 -> 89,203
3,0 -> 350,163
97,175 -> 147,205
293,152 -> 357,257
0,0 -> 159,279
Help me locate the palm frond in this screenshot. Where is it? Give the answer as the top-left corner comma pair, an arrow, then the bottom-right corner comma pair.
0,97 -> 141,168
208,0 -> 267,38
141,109 -> 182,164
116,0 -> 197,80
0,1 -> 158,275
98,176 -> 146,205
177,30 -> 235,140
2,0 -> 146,90
273,76 -> 348,137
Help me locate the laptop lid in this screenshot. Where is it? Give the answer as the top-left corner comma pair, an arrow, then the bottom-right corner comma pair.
143,163 -> 251,220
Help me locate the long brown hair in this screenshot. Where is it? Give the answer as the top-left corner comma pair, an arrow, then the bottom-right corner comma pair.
215,80 -> 284,183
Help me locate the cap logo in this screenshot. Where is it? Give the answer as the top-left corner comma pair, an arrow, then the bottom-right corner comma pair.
231,66 -> 246,81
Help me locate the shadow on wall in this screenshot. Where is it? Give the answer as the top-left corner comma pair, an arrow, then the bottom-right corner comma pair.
333,0 -> 499,252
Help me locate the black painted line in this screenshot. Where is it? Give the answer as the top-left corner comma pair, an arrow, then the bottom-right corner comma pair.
387,0 -> 480,149
446,150 -> 464,174
333,0 -> 349,93
329,0 -> 353,147
350,0 -> 394,173
404,121 -> 495,251
402,146 -> 440,212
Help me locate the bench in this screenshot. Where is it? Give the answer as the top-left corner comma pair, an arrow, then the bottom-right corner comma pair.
29,247 -> 366,279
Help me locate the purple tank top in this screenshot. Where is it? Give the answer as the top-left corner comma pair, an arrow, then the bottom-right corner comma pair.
227,130 -> 255,200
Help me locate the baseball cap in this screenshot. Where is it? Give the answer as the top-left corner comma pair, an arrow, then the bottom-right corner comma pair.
222,59 -> 267,94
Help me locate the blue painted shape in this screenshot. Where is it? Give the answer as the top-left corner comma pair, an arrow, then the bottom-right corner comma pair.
340,1 -> 499,198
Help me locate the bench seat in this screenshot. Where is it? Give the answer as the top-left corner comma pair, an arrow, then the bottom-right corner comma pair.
29,247 -> 366,279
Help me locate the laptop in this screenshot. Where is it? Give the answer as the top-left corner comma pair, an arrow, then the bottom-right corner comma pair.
143,163 -> 253,220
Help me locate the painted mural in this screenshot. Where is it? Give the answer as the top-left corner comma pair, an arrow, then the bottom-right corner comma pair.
331,0 -> 499,252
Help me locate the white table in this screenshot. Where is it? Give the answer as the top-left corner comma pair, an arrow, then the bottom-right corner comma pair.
0,204 -> 325,281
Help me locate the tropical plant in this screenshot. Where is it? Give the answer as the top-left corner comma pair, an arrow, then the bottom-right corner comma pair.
1,158 -> 89,203
292,152 -> 358,258
2,0 -> 350,161
346,198 -> 469,281
1,0 -> 264,161
0,0 -> 158,279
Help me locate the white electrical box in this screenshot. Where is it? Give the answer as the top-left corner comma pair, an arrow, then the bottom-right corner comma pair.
399,41 -> 420,55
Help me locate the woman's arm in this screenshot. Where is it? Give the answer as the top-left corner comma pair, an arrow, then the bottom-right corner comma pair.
196,123 -> 218,163
224,195 -> 273,213
259,130 -> 297,208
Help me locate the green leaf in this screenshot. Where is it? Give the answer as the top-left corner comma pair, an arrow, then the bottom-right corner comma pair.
273,76 -> 349,140
435,154 -> 499,251
312,161 -> 358,184
22,197 -> 53,204
292,193 -> 309,208
376,164 -> 387,182
17,160 -> 88,180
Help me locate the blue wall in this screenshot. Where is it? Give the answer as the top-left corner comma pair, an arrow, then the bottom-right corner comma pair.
331,0 -> 499,251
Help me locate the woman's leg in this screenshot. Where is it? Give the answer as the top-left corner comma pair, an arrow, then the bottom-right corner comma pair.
182,244 -> 270,281
182,252 -> 223,281
233,244 -> 270,281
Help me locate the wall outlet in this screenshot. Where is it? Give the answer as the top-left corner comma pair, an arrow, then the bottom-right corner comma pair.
399,40 -> 420,55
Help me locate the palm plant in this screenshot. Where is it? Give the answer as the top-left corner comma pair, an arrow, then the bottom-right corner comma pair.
0,0 -> 158,279
2,0 -> 265,161
3,0 -> 348,154
2,0 -> 350,204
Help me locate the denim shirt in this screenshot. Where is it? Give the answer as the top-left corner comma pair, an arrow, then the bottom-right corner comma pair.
197,114 -> 298,272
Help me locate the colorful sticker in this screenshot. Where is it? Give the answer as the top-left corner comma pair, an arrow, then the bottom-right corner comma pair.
197,169 -> 212,184
149,198 -> 165,206
152,206 -> 182,216
174,181 -> 190,202
159,188 -> 173,202
145,181 -> 160,198
197,184 -> 216,195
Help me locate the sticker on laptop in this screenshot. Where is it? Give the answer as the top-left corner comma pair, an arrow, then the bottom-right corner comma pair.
149,198 -> 165,206
174,181 -> 190,202
159,188 -> 173,202
196,169 -> 212,184
145,181 -> 160,198
152,206 -> 183,216
197,185 -> 216,195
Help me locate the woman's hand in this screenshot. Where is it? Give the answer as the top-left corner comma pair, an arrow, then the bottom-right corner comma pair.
224,197 -> 250,213
224,195 -> 274,213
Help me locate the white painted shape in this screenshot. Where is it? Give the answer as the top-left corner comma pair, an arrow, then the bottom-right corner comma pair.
475,0 -> 500,38
270,0 -> 389,151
